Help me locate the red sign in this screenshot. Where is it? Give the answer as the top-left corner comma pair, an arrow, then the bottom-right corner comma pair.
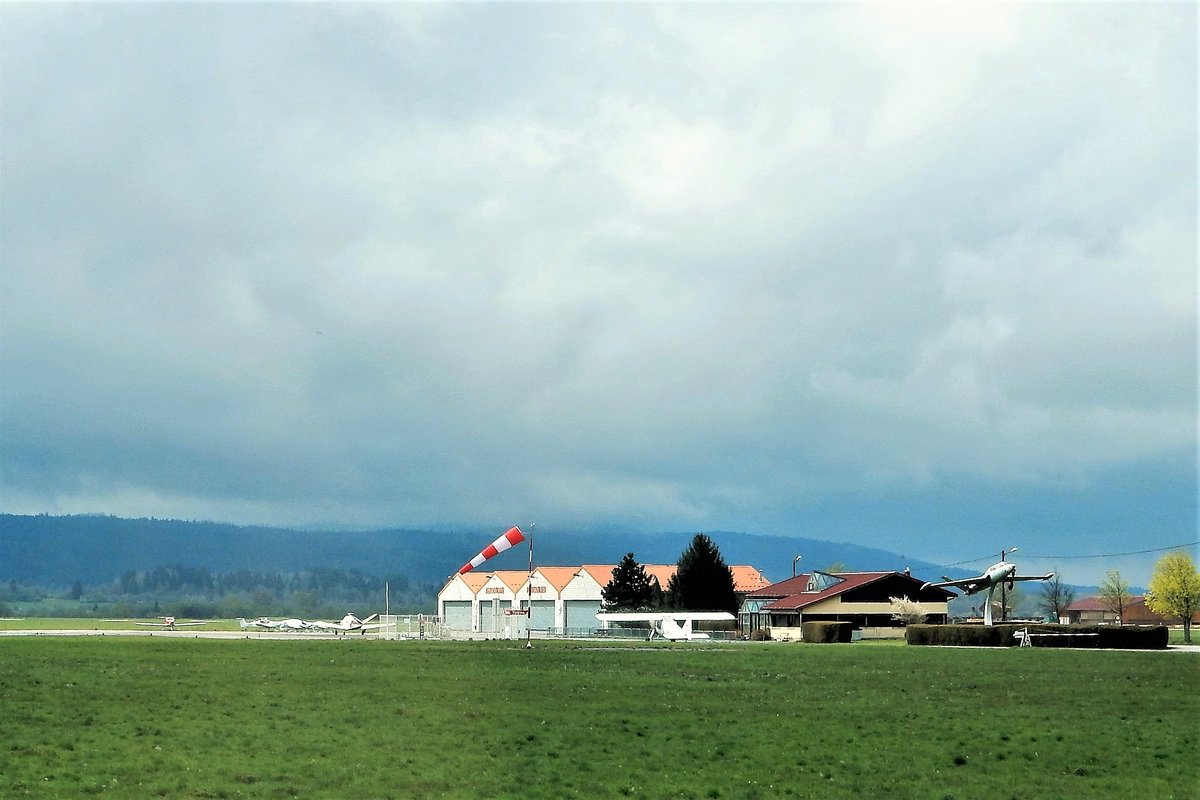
504,609 -> 529,616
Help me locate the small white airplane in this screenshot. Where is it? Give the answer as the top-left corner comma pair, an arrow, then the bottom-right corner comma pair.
308,613 -> 383,636
238,617 -> 314,631
921,547 -> 1053,625
135,616 -> 208,630
595,611 -> 735,641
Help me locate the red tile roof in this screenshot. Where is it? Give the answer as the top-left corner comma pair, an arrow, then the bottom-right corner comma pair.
731,565 -> 772,592
764,572 -> 893,611
498,564 -> 768,593
490,571 -> 530,592
1068,595 -> 1146,612
458,572 -> 491,592
534,567 -> 580,592
749,572 -> 947,611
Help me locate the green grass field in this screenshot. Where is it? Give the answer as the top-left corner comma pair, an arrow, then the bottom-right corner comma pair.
1,637 -> 1195,800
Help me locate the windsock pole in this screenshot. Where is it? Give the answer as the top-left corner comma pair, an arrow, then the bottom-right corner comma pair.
526,523 -> 535,650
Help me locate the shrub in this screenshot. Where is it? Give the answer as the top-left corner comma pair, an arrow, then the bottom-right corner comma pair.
1096,625 -> 1168,649
905,623 -> 1168,649
801,621 -> 853,643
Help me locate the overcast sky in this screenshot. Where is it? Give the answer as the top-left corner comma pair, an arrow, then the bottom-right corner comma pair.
1,3 -> 1195,585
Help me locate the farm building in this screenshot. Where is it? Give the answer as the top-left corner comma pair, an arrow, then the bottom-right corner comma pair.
437,563 -> 769,637
1064,595 -> 1200,626
741,571 -> 953,640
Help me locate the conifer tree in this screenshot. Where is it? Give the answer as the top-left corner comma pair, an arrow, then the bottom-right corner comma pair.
667,533 -> 738,614
601,553 -> 661,611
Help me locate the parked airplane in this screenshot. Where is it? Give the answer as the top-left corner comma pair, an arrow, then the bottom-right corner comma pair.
308,613 -> 383,635
921,547 -> 1053,625
595,611 -> 735,641
135,616 -> 207,630
238,617 -> 314,631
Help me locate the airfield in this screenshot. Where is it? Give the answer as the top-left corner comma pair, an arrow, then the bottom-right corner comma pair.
3,628 -> 1197,799
5,623 -> 1199,649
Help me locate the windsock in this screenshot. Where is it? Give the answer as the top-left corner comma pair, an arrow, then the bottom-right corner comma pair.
458,526 -> 525,574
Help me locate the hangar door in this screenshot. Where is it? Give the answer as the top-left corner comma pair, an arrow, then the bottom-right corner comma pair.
442,601 -> 472,631
480,599 -> 506,636
564,600 -> 601,632
523,600 -> 555,632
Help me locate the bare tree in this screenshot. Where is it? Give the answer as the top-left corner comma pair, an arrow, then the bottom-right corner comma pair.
1099,569 -> 1132,624
1039,575 -> 1076,623
998,584 -> 1025,622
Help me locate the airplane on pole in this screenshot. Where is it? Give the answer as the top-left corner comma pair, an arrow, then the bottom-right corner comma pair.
921,548 -> 1054,626
595,611 -> 735,641
135,616 -> 208,630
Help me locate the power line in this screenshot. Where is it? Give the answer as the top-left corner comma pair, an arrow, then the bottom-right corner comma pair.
1025,542 -> 1199,560
943,541 -> 1198,568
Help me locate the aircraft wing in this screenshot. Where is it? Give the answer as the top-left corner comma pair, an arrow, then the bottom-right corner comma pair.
595,612 -> 735,622
1008,573 -> 1055,583
306,621 -> 338,630
921,576 -> 982,593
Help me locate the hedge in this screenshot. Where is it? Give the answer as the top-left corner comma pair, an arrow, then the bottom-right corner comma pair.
801,621 -> 853,643
905,623 -> 1168,649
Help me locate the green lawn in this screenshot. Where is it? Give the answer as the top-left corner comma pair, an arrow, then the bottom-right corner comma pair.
0,638 -> 1195,799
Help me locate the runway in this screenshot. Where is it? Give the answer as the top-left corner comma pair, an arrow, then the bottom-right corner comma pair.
1,627 -> 1195,650
0,628 -> 386,640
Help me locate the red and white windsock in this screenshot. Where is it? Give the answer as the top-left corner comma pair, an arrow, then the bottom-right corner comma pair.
458,526 -> 525,574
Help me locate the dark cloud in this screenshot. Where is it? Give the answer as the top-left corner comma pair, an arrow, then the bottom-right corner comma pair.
1,4 -> 1194,583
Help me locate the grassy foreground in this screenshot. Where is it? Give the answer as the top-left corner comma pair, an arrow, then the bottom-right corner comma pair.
1,638 -> 1195,800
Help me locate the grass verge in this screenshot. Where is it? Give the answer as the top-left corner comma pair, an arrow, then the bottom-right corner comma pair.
0,638 -> 1195,799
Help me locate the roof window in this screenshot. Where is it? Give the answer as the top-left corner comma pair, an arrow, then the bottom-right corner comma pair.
804,571 -> 844,593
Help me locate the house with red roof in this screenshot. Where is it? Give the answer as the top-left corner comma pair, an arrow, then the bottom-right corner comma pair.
1064,595 -> 1198,626
741,570 -> 954,640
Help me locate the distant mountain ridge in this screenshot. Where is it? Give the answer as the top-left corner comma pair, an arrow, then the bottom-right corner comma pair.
0,513 -> 966,589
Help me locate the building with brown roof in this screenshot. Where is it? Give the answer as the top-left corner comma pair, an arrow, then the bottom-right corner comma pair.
741,571 -> 953,640
1064,595 -> 1199,626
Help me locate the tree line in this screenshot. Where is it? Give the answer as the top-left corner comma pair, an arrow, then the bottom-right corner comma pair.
0,565 -> 440,620
601,533 -> 740,614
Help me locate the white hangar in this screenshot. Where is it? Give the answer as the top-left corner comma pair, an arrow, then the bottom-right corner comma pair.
437,564 -> 769,637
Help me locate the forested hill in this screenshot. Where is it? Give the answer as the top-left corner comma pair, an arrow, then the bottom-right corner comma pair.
0,513 -> 956,589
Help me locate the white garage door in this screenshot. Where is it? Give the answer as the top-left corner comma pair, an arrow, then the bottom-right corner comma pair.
564,600 -> 602,632
442,601 -> 472,631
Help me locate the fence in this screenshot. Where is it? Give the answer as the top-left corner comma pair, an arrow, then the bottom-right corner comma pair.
377,617 -> 740,642
376,615 -> 446,640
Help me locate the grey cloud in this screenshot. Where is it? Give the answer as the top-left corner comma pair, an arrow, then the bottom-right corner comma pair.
1,4 -> 1194,582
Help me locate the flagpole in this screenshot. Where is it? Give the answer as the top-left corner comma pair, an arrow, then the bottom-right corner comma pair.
526,523 -> 535,649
